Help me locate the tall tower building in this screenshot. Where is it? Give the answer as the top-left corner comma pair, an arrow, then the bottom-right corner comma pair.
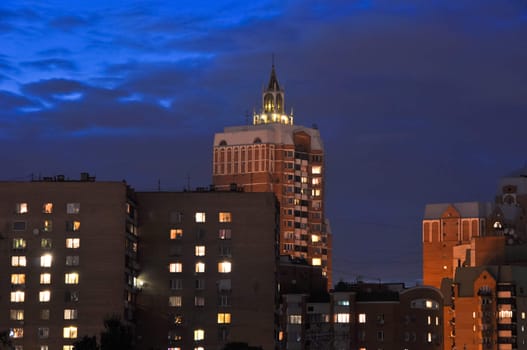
212,65 -> 332,287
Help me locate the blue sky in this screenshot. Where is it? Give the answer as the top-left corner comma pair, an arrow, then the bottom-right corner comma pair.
2,0 -> 527,284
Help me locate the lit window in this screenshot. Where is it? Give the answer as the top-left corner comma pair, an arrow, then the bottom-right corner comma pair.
336,300 -> 349,306
41,346 -> 49,350
40,273 -> 51,284
218,261 -> 231,273
38,327 -> 49,339
312,177 -> 321,185
195,262 -> 205,273
288,315 -> 302,324
219,229 -> 231,239
10,291 -> 25,302
11,256 -> 26,267
66,203 -> 80,214
43,220 -> 53,232
169,296 -> 182,307
358,313 -> 366,323
428,315 -> 431,325
66,238 -> 80,249
427,332 -> 432,343
16,203 -> 28,214
523,312 -> 526,320
12,238 -> 26,249
10,310 -> 24,320
335,313 -> 350,323
219,212 -> 232,222
39,291 -> 51,302
312,165 -> 322,174
41,238 -> 52,249
194,296 -> 205,306
195,245 -> 206,256
11,274 -> 25,285
65,273 -> 79,284
9,327 -> 23,338
170,229 -> 183,240
63,346 -> 74,350
64,309 -> 78,320
312,258 -> 322,266
174,315 -> 183,324
66,256 -> 80,266
63,326 -> 78,339
66,221 -> 81,232
43,203 -> 53,213
217,313 -> 232,324
311,234 -> 320,243
499,310 -> 513,319
169,263 -> 183,273
194,329 -> 205,341
311,189 -> 321,197
195,212 -> 206,223
41,255 -> 53,267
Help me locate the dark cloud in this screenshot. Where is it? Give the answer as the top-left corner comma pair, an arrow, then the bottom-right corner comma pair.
20,58 -> 78,72
49,15 -> 90,30
0,90 -> 38,111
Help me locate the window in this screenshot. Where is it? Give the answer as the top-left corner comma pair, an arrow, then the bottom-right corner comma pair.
169,296 -> 182,307
65,273 -> 79,284
334,313 -> 350,323
41,255 -> 52,267
195,212 -> 206,223
195,279 -> 205,290
219,295 -> 230,307
195,262 -> 205,273
312,258 -> 322,266
63,346 -> 73,350
377,330 -> 384,341
219,229 -> 231,240
66,203 -> 80,214
11,256 -> 26,267
336,300 -> 349,306
9,327 -> 23,338
66,221 -> 80,232
40,273 -> 51,284
13,221 -> 26,231
41,238 -> 52,249
66,238 -> 80,248
170,229 -> 183,240
218,261 -> 231,273
11,274 -> 25,285
359,313 -> 366,323
312,165 -> 322,174
219,212 -> 232,222
169,263 -> 183,273
12,238 -> 26,249
170,279 -> 183,290
39,291 -> 51,302
289,315 -> 302,324
10,291 -> 25,302
41,309 -> 50,320
64,309 -> 78,320
311,234 -> 320,243
312,177 -> 321,185
194,329 -> 205,341
194,296 -> 205,306
43,220 -> 52,232
43,203 -> 53,213
38,327 -> 49,339
174,315 -> 183,324
16,203 -> 28,214
66,256 -> 79,266
65,291 -> 79,302
10,310 -> 24,320
218,279 -> 231,292
195,245 -> 206,256
217,313 -> 232,324
63,326 -> 77,339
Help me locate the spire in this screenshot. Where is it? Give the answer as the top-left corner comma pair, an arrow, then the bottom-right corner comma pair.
267,61 -> 280,91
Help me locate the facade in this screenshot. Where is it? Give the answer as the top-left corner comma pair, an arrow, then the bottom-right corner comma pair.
212,65 -> 332,287
0,175 -> 139,350
280,282 -> 443,350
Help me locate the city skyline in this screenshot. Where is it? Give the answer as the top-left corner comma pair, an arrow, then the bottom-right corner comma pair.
2,0 -> 527,284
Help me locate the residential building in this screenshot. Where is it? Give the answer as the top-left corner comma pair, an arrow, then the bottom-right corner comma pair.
212,65 -> 332,287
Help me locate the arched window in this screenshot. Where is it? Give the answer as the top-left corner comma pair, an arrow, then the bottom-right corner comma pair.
264,93 -> 274,112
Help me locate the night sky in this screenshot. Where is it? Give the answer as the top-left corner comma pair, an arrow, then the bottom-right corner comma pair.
2,0 -> 527,286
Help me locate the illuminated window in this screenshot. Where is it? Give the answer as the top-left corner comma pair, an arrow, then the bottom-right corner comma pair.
195,212 -> 206,223
41,238 -> 52,249
336,300 -> 349,306
217,313 -> 232,324
66,203 -> 80,214
11,256 -> 26,267
312,165 -> 322,174
10,291 -> 25,302
358,313 -> 366,323
38,327 -> 49,339
63,346 -> 74,350
219,212 -> 232,222
312,258 -> 322,266
194,296 -> 205,306
169,263 -> 183,273
195,262 -> 205,273
428,315 -> 431,325
39,291 -> 51,302
427,332 -> 432,343
218,261 -> 231,273
12,238 -> 26,249
311,234 -> 320,243
66,221 -> 80,232
499,310 -> 513,319
335,313 -> 350,323
65,273 -> 79,284
174,315 -> 183,324
40,273 -> 51,284
195,245 -> 206,256
9,327 -> 23,338
311,189 -> 321,197
66,238 -> 80,249
288,315 -> 302,324
219,228 -> 231,239
66,256 -> 79,266
169,296 -> 182,307
63,326 -> 77,339
523,312 -> 526,319
41,255 -> 52,267
64,309 -> 78,320
16,203 -> 28,214
193,329 -> 205,341
11,274 -> 25,285
170,229 -> 183,240
41,309 -> 50,320
43,220 -> 53,232
10,310 -> 24,320
43,203 -> 53,213
312,177 -> 321,185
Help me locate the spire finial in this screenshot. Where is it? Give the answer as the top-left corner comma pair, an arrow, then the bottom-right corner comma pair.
272,53 -> 275,68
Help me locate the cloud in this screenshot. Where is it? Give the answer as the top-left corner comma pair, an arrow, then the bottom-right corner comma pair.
20,58 -> 78,72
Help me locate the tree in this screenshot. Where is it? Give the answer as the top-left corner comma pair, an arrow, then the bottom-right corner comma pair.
100,315 -> 134,350
73,335 -> 98,350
